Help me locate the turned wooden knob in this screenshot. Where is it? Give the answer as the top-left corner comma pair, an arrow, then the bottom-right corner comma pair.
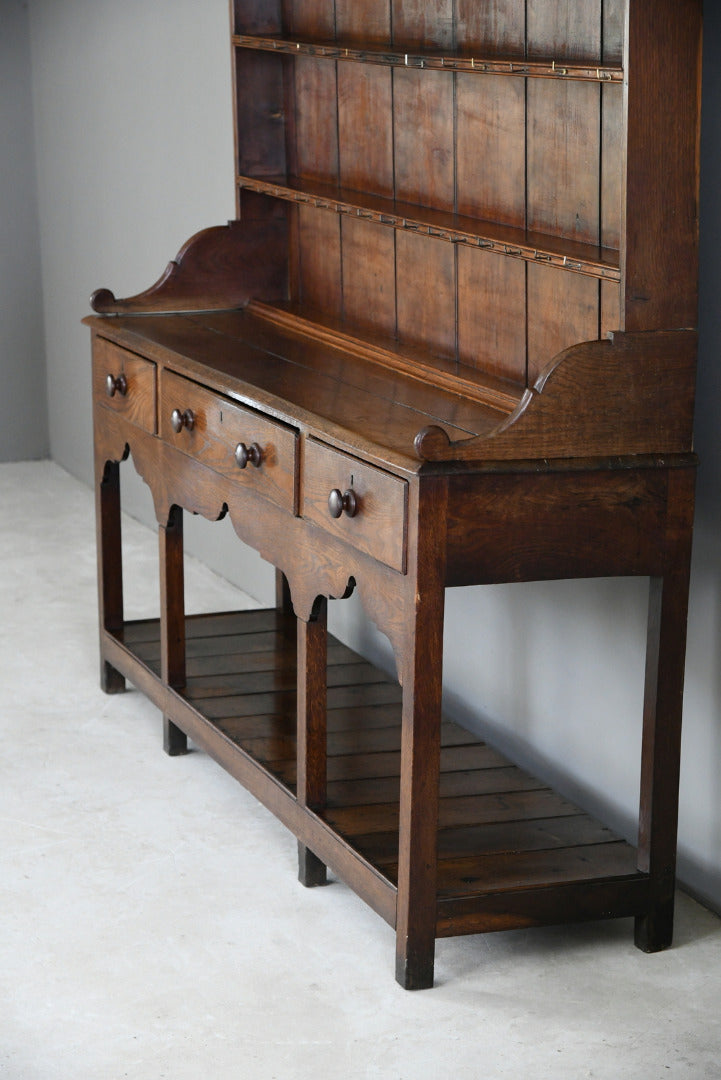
235,442 -> 263,469
170,408 -> 195,433
105,373 -> 127,398
328,488 -> 358,519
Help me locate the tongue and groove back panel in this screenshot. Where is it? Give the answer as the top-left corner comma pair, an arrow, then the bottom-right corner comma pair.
231,0 -> 626,387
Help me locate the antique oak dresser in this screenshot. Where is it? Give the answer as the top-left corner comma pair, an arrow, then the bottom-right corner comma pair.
85,0 -> 702,988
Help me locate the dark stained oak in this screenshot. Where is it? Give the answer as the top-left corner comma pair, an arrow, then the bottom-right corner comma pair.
87,0 -> 702,990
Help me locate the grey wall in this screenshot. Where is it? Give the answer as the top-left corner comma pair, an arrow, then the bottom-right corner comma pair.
25,0 -> 721,913
0,0 -> 48,461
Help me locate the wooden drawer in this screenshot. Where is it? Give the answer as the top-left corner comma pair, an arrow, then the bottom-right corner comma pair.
93,338 -> 156,433
302,439 -> 407,572
160,370 -> 298,513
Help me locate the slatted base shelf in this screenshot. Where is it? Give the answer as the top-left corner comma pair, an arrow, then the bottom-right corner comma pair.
102,607 -> 650,937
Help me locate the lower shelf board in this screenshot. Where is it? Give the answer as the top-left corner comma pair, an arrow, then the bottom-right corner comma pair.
106,607 -> 649,935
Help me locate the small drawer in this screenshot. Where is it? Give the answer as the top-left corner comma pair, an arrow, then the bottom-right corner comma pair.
302,439 -> 407,572
160,370 -> 297,513
93,338 -> 156,433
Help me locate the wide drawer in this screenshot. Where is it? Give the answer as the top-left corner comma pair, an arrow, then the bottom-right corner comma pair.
160,370 -> 298,513
93,338 -> 156,433
302,440 -> 407,572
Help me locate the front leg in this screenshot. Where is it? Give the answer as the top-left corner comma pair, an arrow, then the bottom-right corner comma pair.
395,477 -> 448,990
159,504 -> 188,755
635,467 -> 695,951
297,597 -> 328,886
96,458 -> 126,694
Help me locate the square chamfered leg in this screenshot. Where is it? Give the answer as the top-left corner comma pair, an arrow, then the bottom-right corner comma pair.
297,597 -> 328,887
96,458 -> 126,694
159,504 -> 188,756
635,467 -> 695,952
395,477 -> 447,990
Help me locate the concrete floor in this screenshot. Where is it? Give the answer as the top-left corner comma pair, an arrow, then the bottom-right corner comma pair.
2,459 -> 721,1080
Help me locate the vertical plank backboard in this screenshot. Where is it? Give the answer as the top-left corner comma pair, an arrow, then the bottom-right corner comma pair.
455,0 -> 525,55
396,232 -> 456,359
392,0 -> 455,49
232,1 -> 283,34
298,205 -> 342,315
601,84 -> 623,252
602,0 -> 626,64
527,80 -> 600,245
601,280 -> 622,340
234,52 -> 287,177
335,0 -> 390,43
294,56 -> 339,184
285,0 -> 335,38
394,69 -> 455,212
341,218 -> 397,337
458,247 -> 526,383
456,74 -> 525,227
527,0 -> 602,61
527,265 -> 599,381
338,65 -> 394,197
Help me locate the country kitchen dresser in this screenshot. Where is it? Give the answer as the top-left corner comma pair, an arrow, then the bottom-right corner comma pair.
85,0 -> 703,989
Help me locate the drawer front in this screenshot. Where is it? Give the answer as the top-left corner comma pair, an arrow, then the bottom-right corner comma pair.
93,338 -> 156,433
302,440 -> 407,572
160,370 -> 297,513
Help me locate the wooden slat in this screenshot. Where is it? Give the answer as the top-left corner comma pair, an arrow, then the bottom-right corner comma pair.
393,69 -> 455,212
391,0 -> 455,50
197,701 -> 404,743
431,842 -> 638,898
200,680 -> 403,721
457,245 -> 527,382
123,608 -> 287,644
328,765 -> 545,808
340,217 -> 397,339
295,55 -> 339,185
602,84 -> 623,252
354,814 -> 616,867
396,230 -> 456,360
297,205 -> 342,316
335,0 -> 390,44
327,788 -> 582,837
527,79 -> 601,246
182,660 -> 392,700
456,73 -> 525,227
455,0 -> 526,55
602,0 -> 625,65
264,743 -> 504,786
601,279 -> 622,340
527,0 -> 602,62
526,263 -> 600,382
231,1 -> 283,36
338,65 -> 394,197
134,635 -> 355,667
286,0 -> 335,38
234,50 -> 287,177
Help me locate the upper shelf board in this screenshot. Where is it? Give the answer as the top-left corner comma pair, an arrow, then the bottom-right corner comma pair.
237,175 -> 621,283
233,34 -> 624,83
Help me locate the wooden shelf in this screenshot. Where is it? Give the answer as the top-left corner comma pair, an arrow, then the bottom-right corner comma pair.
108,608 -> 647,932
238,175 -> 621,282
232,33 -> 624,83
